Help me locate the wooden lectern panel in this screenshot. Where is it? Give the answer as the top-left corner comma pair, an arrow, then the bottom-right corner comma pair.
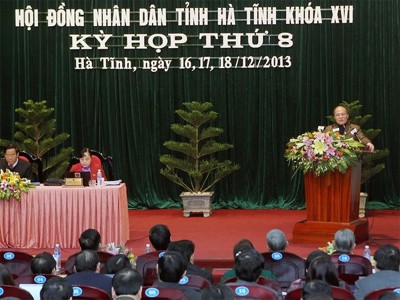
304,164 -> 361,223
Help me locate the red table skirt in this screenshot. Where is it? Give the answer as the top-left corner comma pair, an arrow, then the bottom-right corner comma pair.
0,184 -> 129,248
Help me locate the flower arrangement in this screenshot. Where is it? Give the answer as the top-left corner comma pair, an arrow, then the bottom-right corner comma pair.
105,242 -> 135,265
0,169 -> 35,201
284,128 -> 364,176
319,241 -> 336,255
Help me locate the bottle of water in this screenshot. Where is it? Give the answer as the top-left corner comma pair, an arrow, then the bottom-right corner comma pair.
363,245 -> 371,260
53,244 -> 62,274
96,169 -> 103,187
145,243 -> 151,254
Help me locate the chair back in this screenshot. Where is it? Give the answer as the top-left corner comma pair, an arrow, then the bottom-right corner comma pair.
97,251 -> 114,274
225,277 -> 281,293
331,253 -> 373,285
72,285 -> 111,300
364,287 -> 400,300
0,285 -> 34,300
228,284 -> 279,300
136,251 -> 166,286
285,286 -> 355,300
262,251 -> 306,291
19,150 -> 44,182
142,286 -> 188,300
0,251 -> 33,278
15,274 -> 59,285
66,149 -> 113,180
178,274 -> 211,292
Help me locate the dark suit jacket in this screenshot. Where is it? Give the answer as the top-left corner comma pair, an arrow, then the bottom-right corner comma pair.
66,270 -> 112,296
0,158 -> 33,180
353,270 -> 400,300
187,263 -> 213,283
324,123 -> 371,146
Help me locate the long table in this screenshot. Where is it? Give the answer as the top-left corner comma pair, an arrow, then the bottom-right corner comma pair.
0,184 -> 129,248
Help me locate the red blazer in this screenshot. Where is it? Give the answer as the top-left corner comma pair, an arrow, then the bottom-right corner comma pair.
70,160 -> 107,181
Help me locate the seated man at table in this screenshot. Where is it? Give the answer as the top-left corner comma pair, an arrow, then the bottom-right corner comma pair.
66,250 -> 112,296
31,252 -> 56,274
0,144 -> 33,180
65,228 -> 101,274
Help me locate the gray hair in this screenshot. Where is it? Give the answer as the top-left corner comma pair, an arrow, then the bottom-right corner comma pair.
334,229 -> 355,252
266,229 -> 287,251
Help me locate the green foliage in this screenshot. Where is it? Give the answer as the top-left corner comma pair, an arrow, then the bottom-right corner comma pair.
0,100 -> 73,179
160,101 -> 240,193
325,100 -> 389,184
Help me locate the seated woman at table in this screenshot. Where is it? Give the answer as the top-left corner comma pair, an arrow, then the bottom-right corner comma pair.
70,148 -> 107,180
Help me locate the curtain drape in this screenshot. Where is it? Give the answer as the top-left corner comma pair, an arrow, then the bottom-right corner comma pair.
1,0 -> 398,209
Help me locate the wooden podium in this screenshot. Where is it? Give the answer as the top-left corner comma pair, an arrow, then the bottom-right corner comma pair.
293,163 -> 369,244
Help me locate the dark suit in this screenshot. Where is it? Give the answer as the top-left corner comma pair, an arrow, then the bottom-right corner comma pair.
0,158 -> 33,180
187,263 -> 213,283
324,123 -> 371,146
152,280 -> 201,300
353,270 -> 400,300
66,270 -> 112,296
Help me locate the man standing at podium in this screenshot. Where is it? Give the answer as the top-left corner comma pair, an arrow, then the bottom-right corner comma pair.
0,144 -> 33,180
324,105 -> 375,152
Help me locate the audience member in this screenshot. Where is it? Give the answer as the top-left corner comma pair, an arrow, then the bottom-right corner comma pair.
0,144 -> 33,180
306,256 -> 350,290
149,224 -> 171,251
226,249 -> 281,299
70,147 -> 107,180
40,276 -> 73,300
332,228 -> 356,254
65,228 -> 102,274
167,239 -> 213,283
200,283 -> 235,300
0,263 -> 15,285
31,252 -> 56,274
152,251 -> 201,299
220,239 -> 274,283
302,279 -> 333,300
354,244 -> 400,300
266,229 -> 288,251
288,250 -> 331,291
66,250 -> 112,296
112,268 -> 143,300
105,254 -> 132,275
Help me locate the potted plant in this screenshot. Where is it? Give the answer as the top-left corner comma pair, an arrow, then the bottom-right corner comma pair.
326,100 -> 390,217
160,101 -> 240,217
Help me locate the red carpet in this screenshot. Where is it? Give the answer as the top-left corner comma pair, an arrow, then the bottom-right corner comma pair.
5,209 -> 399,266
125,209 -> 400,261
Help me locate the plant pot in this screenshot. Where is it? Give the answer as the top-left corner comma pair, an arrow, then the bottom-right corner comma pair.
180,192 -> 213,217
359,192 -> 368,218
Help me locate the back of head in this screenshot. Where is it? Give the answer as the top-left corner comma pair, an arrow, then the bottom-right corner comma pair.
305,250 -> 331,270
105,254 -> 132,274
234,249 -> 264,282
167,240 -> 194,263
374,244 -> 400,271
31,252 -> 56,274
333,228 -> 355,252
112,268 -> 143,296
307,256 -> 339,286
75,250 -> 99,272
233,239 -> 255,257
157,251 -> 187,283
266,229 -> 287,251
200,283 -> 235,300
302,279 -> 333,300
0,263 -> 15,285
40,277 -> 73,300
79,228 -> 101,250
149,224 -> 171,250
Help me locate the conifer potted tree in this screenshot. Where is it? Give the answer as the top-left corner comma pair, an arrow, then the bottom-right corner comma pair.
160,101 -> 240,217
326,100 -> 390,217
